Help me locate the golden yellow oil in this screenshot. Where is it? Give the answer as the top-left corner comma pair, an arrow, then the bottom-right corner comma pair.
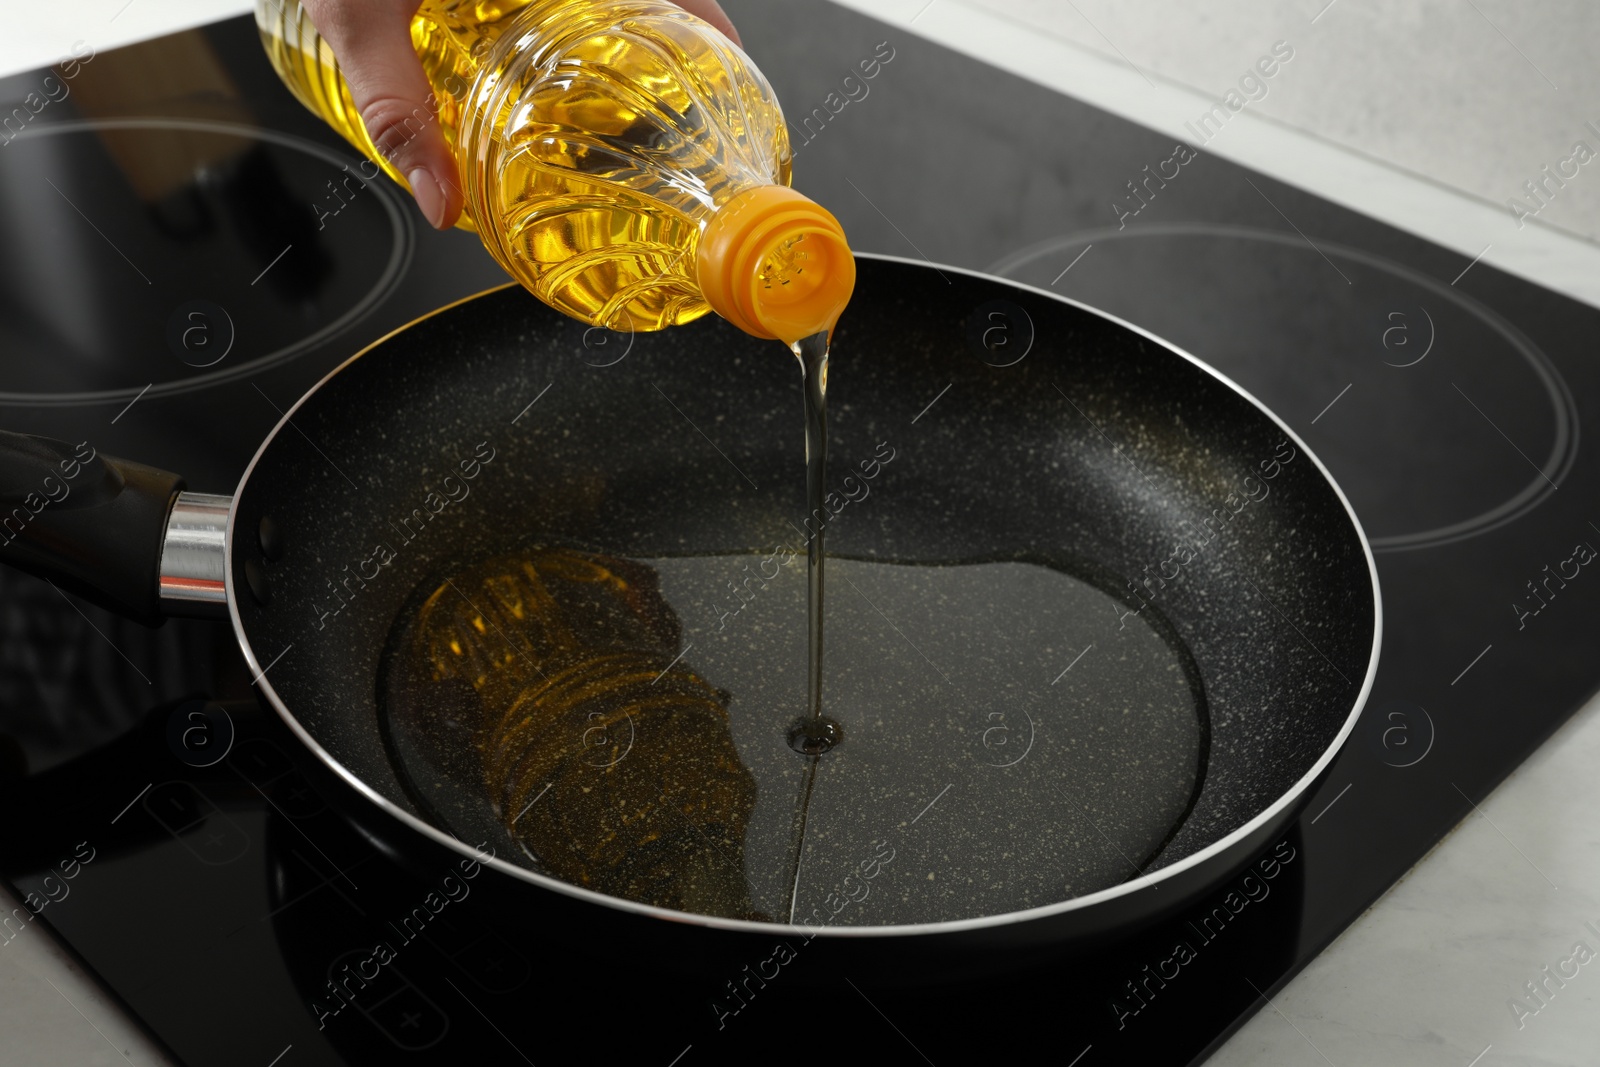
379,546 -> 764,919
257,0 -> 794,330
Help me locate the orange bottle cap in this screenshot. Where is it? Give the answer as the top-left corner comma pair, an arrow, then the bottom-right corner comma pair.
696,185 -> 856,342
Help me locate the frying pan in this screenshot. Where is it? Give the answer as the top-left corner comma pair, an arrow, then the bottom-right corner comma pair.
0,255 -> 1379,979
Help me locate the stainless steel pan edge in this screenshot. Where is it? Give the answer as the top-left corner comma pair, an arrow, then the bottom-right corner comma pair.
223,252 -> 1384,940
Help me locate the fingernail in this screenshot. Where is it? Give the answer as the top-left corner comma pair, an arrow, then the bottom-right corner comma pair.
408,168 -> 446,229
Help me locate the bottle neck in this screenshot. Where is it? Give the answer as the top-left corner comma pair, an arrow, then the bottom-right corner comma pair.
695,186 -> 857,343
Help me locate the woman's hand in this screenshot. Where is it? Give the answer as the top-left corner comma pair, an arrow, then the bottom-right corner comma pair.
299,0 -> 741,230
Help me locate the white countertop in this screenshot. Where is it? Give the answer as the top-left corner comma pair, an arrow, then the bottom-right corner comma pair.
3,2 -> 1599,1064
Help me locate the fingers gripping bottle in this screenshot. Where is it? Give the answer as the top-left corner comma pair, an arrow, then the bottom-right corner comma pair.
257,0 -> 856,341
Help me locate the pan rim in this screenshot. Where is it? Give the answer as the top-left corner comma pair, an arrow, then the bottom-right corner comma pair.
226,252 -> 1383,939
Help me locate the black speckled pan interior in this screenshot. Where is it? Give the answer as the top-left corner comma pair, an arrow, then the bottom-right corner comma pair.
230,255 -> 1378,930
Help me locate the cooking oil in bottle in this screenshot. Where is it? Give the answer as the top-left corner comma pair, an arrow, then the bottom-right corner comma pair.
256,0 -> 855,339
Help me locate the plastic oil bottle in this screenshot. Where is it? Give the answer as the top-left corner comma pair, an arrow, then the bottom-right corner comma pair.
255,0 -> 856,342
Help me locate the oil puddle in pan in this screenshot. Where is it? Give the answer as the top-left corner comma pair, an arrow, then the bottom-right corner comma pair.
376,546 -> 1207,925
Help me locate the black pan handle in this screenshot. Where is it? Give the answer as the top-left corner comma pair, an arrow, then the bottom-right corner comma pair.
0,431 -> 186,625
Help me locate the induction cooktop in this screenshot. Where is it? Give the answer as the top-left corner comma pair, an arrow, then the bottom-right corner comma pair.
3,5 -> 1598,1065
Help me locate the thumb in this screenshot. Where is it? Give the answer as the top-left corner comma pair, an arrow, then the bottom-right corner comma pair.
311,4 -> 463,229
674,0 -> 741,46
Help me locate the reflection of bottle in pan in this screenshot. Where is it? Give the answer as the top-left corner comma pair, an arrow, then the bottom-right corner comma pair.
381,547 -> 762,920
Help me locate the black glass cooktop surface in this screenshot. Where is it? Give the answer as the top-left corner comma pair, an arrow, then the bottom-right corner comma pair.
3,4 -> 1599,1065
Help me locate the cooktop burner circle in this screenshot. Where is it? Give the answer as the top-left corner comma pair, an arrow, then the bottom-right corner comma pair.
0,118 -> 413,406
991,224 -> 1578,553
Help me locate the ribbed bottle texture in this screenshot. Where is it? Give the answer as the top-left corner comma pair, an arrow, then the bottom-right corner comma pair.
257,0 -> 805,333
